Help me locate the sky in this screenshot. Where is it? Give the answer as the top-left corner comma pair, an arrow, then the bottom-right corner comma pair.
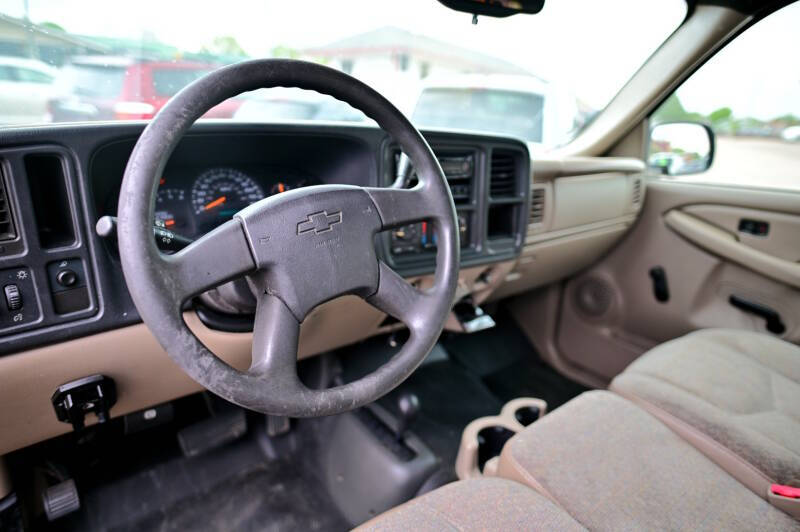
676,1 -> 800,121
0,0 -> 686,110
1,0 -> 797,120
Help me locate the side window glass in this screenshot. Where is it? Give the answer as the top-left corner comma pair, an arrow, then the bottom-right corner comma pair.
16,68 -> 53,84
0,66 -> 15,82
651,2 -> 800,191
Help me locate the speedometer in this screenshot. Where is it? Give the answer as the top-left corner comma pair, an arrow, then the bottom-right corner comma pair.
191,168 -> 264,218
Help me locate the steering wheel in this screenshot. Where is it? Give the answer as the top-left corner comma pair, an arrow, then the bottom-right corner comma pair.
117,59 -> 459,417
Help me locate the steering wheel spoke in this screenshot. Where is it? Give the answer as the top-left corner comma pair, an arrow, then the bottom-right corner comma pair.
248,292 -> 300,380
367,261 -> 430,333
364,186 -> 433,229
164,219 -> 256,303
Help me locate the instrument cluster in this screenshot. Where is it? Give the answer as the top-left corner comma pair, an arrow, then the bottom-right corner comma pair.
154,166 -> 317,238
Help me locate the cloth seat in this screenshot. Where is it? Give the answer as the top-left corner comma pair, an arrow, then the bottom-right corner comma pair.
497,391 -> 798,530
356,477 -> 586,531
609,329 -> 800,500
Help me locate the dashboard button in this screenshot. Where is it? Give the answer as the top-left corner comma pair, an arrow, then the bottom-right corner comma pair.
56,269 -> 78,287
4,284 -> 21,311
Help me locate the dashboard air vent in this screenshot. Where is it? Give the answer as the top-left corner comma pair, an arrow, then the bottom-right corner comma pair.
632,178 -> 642,206
490,150 -> 518,198
530,188 -> 545,225
0,168 -> 16,241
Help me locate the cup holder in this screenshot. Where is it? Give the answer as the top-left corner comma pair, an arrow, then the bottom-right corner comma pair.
455,397 -> 548,480
514,405 -> 542,427
501,398 -> 547,430
477,425 -> 516,472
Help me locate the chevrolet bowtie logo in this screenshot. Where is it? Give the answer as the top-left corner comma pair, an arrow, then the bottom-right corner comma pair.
297,210 -> 342,235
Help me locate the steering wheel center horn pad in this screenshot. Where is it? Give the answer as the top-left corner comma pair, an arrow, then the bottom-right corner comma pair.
236,185 -> 382,321
117,59 -> 459,417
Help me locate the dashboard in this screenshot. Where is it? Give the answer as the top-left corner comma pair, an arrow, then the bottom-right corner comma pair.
0,122 -> 530,354
0,121 -> 653,456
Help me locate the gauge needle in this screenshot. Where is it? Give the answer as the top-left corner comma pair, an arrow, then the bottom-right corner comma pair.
164,219 -> 175,227
204,196 -> 226,210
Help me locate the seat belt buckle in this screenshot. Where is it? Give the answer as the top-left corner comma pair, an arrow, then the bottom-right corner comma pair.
769,484 -> 800,519
771,484 -> 800,499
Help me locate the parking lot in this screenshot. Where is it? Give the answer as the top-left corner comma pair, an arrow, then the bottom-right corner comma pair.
676,136 -> 800,191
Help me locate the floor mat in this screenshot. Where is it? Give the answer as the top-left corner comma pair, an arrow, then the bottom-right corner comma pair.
442,310 -> 588,409
56,431 -> 348,532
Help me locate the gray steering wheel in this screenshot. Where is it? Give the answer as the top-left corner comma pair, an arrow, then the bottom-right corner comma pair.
117,59 -> 459,417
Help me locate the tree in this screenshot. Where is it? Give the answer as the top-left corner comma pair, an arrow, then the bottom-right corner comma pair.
652,94 -> 703,124
40,21 -> 66,33
771,113 -> 800,126
202,36 -> 247,58
708,107 -> 733,125
271,45 -> 300,59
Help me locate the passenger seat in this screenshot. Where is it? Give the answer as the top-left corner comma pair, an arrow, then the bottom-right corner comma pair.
610,328 -> 800,516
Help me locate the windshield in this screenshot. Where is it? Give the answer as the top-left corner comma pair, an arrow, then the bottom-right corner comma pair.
414,88 -> 545,143
0,0 -> 686,149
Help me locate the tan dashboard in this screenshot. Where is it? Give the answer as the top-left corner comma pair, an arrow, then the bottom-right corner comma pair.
0,261 -> 514,456
491,157 -> 646,300
0,150 -> 646,456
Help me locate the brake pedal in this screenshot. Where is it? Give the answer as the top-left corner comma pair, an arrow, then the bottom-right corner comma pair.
42,479 -> 80,521
177,409 -> 247,458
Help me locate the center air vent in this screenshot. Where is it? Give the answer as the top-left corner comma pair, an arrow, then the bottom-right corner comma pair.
490,150 -> 518,198
0,168 -> 16,241
530,188 -> 546,225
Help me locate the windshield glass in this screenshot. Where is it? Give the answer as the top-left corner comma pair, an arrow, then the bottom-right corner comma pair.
0,0 -> 686,149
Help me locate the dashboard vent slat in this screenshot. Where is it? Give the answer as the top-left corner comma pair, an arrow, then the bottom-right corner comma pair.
530,188 -> 546,225
0,167 -> 16,241
490,150 -> 518,198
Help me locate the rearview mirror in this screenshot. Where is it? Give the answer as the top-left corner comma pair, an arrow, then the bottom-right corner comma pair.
647,122 -> 715,176
437,0 -> 545,18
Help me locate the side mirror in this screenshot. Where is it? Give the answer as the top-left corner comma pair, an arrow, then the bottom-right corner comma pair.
647,122 -> 715,177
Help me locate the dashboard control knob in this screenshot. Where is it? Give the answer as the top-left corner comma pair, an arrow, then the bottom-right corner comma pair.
56,269 -> 78,288
4,284 -> 21,311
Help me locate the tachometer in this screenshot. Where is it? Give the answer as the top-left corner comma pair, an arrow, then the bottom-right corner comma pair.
191,168 -> 265,221
155,187 -> 188,232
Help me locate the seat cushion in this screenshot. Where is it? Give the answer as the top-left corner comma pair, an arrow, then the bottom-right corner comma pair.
610,328 -> 800,490
497,391 -> 798,530
356,477 -> 585,531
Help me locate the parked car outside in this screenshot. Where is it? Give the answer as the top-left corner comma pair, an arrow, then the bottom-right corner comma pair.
648,151 -> 686,175
781,125 -> 800,141
48,56 -> 241,122
0,56 -> 57,125
233,87 -> 366,123
411,74 -> 581,152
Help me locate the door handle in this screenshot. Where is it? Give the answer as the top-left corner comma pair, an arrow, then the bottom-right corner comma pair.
729,295 -> 786,335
